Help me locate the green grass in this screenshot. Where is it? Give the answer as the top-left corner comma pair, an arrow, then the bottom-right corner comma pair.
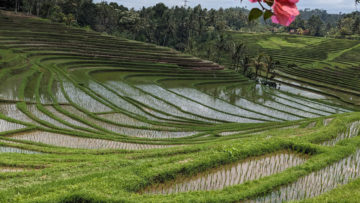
257,36 -> 324,49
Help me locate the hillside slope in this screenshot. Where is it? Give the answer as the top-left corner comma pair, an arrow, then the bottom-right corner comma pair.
0,12 -> 360,203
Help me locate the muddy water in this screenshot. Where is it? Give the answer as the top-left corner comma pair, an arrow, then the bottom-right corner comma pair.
142,151 -> 307,194
249,149 -> 360,202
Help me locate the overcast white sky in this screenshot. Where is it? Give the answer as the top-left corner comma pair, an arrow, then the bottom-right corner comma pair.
94,0 -> 358,14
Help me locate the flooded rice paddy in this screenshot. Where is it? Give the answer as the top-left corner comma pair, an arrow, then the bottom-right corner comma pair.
26,105 -> 74,129
169,87 -> 278,121
97,81 -> 211,122
136,84 -> 263,123
62,81 -> 112,113
142,151 -> 307,194
0,119 -> 25,132
44,106 -> 97,130
0,146 -> 39,154
11,131 -> 172,150
0,103 -> 38,125
54,106 -> 197,138
249,149 -> 360,202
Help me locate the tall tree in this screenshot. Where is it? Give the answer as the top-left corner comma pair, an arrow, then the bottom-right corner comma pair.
252,54 -> 264,79
307,15 -> 324,36
77,0 -> 97,27
14,0 -> 19,13
241,55 -> 251,75
231,42 -> 246,72
352,17 -> 360,34
264,55 -> 279,81
215,34 -> 229,63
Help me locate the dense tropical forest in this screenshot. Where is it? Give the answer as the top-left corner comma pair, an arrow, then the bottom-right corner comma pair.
2,1 -> 360,43
1,0 -> 360,202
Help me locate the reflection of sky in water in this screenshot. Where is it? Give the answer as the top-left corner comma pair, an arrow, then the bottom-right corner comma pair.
275,77 -> 326,99
0,88 -> 20,101
0,71 -> 28,101
0,73 -> 59,104
169,87 -> 276,121
278,83 -> 326,99
196,82 -> 346,118
137,84 -> 262,123
90,71 -> 351,122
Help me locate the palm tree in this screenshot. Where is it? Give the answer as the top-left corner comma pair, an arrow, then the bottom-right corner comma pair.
231,42 -> 246,71
206,47 -> 214,60
241,55 -> 251,75
215,35 -> 225,63
14,0 -> 19,13
264,55 -> 280,81
252,54 -> 264,79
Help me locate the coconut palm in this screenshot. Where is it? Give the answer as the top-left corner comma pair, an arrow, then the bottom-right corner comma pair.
252,54 -> 264,79
241,55 -> 251,75
231,42 -> 246,71
264,55 -> 280,81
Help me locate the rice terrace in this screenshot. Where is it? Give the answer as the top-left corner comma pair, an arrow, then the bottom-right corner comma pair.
1,0 -> 360,202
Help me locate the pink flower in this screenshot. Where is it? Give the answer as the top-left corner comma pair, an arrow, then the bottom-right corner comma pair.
248,0 -> 300,26
271,0 -> 299,26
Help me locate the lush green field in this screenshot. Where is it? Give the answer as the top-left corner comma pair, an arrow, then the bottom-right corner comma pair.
1,12 -> 360,202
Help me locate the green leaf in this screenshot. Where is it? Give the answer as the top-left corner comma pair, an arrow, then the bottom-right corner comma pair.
265,0 -> 274,7
264,10 -> 273,21
249,8 -> 263,22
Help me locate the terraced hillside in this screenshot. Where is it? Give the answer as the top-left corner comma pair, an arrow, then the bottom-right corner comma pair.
230,33 -> 360,105
1,12 -> 360,202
